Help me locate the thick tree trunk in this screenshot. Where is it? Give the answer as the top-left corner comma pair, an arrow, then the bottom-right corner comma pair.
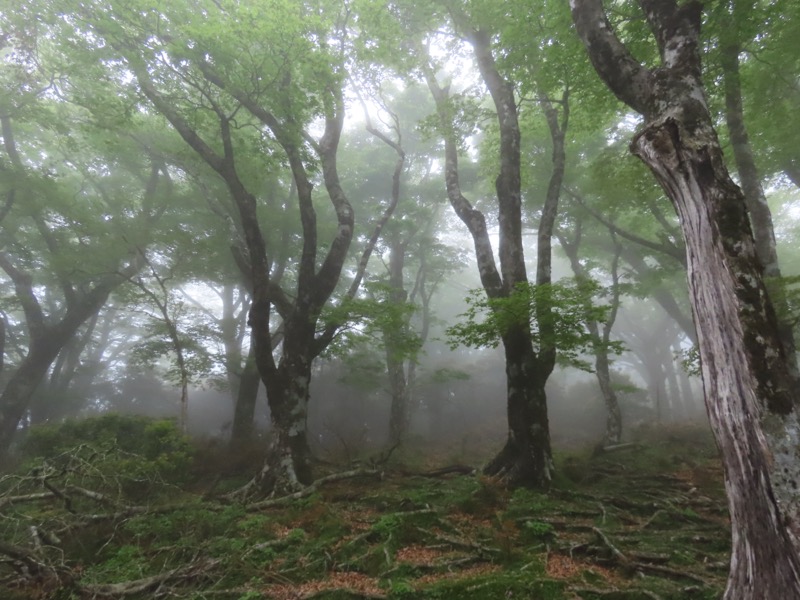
253,358 -> 313,495
0,280 -> 126,454
634,109 -> 800,598
0,348 -> 58,449
485,335 -> 552,488
571,2 -> 800,594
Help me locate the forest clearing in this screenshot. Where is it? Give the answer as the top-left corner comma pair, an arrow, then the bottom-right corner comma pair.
1,418 -> 728,600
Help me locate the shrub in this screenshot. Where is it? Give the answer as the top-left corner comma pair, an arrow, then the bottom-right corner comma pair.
18,414 -> 193,498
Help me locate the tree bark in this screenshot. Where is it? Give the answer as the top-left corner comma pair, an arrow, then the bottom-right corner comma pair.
421,21 -> 555,487
230,341 -> 260,447
386,234 -> 410,446
253,353 -> 313,494
720,31 -> 797,371
484,332 -> 552,487
559,227 -> 623,445
571,1 -> 800,596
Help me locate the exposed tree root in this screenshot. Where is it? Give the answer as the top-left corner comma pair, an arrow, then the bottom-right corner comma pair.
245,468 -> 382,510
78,558 -> 219,597
570,586 -> 663,600
590,526 -> 709,585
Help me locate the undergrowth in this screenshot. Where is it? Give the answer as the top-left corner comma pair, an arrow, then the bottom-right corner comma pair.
0,417 -> 727,599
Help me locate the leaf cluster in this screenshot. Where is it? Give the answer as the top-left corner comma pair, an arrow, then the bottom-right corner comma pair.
321,284 -> 423,361
446,280 -> 623,371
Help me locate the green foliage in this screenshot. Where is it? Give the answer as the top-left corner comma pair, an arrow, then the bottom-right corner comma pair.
21,414 -> 193,484
322,287 -> 422,361
83,544 -> 146,582
446,281 -> 624,370
768,275 -> 800,339
522,520 -> 555,540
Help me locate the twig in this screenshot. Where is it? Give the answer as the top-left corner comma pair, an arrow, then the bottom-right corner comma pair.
639,509 -> 667,530
415,527 -> 499,556
597,503 -> 607,525
632,562 -> 708,585
65,484 -> 119,506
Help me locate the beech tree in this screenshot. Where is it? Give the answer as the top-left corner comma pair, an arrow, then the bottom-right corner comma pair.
47,0 -> 408,495
0,78 -> 170,453
570,0 -> 800,596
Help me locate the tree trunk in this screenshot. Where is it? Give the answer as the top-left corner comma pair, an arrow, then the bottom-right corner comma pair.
254,357 -> 313,495
385,233 -> 410,446
0,347 -> 58,449
0,278 -> 130,454
485,334 -> 552,487
674,344 -> 698,414
571,1 -> 800,594
662,347 -> 686,420
634,106 -> 800,598
230,343 -> 260,447
559,227 -> 623,445
721,36 -> 797,370
595,350 -> 622,444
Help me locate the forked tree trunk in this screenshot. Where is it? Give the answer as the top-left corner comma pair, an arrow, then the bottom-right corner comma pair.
571,0 -> 800,596
420,21 -> 556,487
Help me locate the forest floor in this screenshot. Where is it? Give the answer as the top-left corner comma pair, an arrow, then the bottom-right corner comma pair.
0,421 -> 729,600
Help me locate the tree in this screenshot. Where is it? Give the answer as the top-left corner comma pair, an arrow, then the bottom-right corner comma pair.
570,1 -> 800,596
0,91 -> 169,453
558,223 -> 625,444
710,0 -> 797,366
50,0 -> 407,495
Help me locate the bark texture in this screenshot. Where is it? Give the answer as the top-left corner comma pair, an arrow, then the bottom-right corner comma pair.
571,0 -> 800,596
421,17 -> 567,488
720,31 -> 797,371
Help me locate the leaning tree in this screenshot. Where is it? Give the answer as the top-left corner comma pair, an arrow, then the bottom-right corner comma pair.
570,0 -> 800,597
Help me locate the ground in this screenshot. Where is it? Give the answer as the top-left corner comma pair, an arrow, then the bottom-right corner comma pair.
0,421 -> 728,599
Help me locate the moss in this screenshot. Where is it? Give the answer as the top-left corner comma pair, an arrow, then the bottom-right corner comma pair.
412,571 -> 565,600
